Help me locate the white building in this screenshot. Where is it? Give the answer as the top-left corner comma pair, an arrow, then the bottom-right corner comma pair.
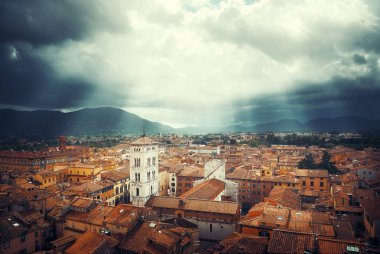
195,159 -> 238,202
129,136 -> 159,206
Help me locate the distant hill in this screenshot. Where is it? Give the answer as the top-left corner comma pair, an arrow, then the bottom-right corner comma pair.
175,116 -> 380,134
1,108 -> 379,136
0,107 -> 175,136
243,116 -> 380,132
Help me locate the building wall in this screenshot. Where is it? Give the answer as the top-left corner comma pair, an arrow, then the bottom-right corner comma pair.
299,176 -> 329,191
187,218 -> 235,241
34,175 -> 57,188
169,172 -> 177,196
159,170 -> 169,196
357,168 -> 378,181
1,230 -> 40,254
130,143 -> 159,206
157,212 -> 236,241
176,176 -> 203,196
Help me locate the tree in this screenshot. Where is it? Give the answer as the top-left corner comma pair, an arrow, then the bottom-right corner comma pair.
318,150 -> 338,174
298,153 -> 316,169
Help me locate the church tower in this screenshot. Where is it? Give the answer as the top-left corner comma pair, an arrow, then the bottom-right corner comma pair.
129,135 -> 159,206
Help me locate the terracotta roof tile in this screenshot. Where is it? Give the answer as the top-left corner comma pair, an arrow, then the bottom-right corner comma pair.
318,237 -> 365,254
267,230 -> 315,254
180,179 -> 225,200
146,196 -> 239,215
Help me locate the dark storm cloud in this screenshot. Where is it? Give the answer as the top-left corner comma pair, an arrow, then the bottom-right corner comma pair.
0,0 -> 128,109
0,0 -> 126,46
0,43 -> 95,108
353,54 -> 367,65
234,64 -> 380,124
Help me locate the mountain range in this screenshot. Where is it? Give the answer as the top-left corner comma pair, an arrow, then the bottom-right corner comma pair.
0,107 -> 174,136
0,107 -> 379,136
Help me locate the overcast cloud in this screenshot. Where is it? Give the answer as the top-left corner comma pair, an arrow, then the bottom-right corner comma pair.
0,0 -> 379,127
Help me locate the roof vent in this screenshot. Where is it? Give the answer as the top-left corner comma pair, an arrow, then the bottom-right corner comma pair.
149,223 -> 156,228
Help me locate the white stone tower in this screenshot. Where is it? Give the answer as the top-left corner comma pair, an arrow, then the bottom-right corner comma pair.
129,135 -> 159,206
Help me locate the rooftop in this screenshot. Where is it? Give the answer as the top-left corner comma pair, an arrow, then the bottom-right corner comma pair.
295,169 -> 329,178
146,196 -> 239,216
267,230 -> 315,254
130,136 -> 157,145
179,178 -> 225,200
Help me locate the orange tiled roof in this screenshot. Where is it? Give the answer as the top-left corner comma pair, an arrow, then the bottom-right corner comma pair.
265,187 -> 301,210
318,237 -> 365,254
65,231 -> 117,254
104,204 -> 140,228
70,197 -> 95,209
295,169 -> 329,177
177,165 -> 204,177
146,196 -> 239,215
66,204 -> 114,226
179,179 -> 225,200
217,232 -> 268,254
267,230 -> 315,254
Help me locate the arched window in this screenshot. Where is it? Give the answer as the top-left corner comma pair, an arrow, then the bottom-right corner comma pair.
152,157 -> 156,165
116,187 -> 119,195
147,172 -> 150,181
136,188 -> 140,196
152,171 -> 155,179
147,158 -> 151,166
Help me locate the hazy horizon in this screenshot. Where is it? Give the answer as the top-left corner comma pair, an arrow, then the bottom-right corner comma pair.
1,0 -> 380,128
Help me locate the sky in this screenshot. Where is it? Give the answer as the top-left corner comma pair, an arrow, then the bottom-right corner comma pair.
0,0 -> 380,128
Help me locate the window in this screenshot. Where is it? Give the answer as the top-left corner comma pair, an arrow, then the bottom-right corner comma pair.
35,231 -> 38,238
152,157 -> 156,165
302,181 -> 306,186
21,234 -> 26,242
310,181 -> 314,186
320,182 -> 324,187
147,158 -> 151,166
259,231 -> 269,238
210,224 -> 213,232
136,188 -> 140,196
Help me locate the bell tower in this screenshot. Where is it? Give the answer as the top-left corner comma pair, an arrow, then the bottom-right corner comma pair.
129,135 -> 159,206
